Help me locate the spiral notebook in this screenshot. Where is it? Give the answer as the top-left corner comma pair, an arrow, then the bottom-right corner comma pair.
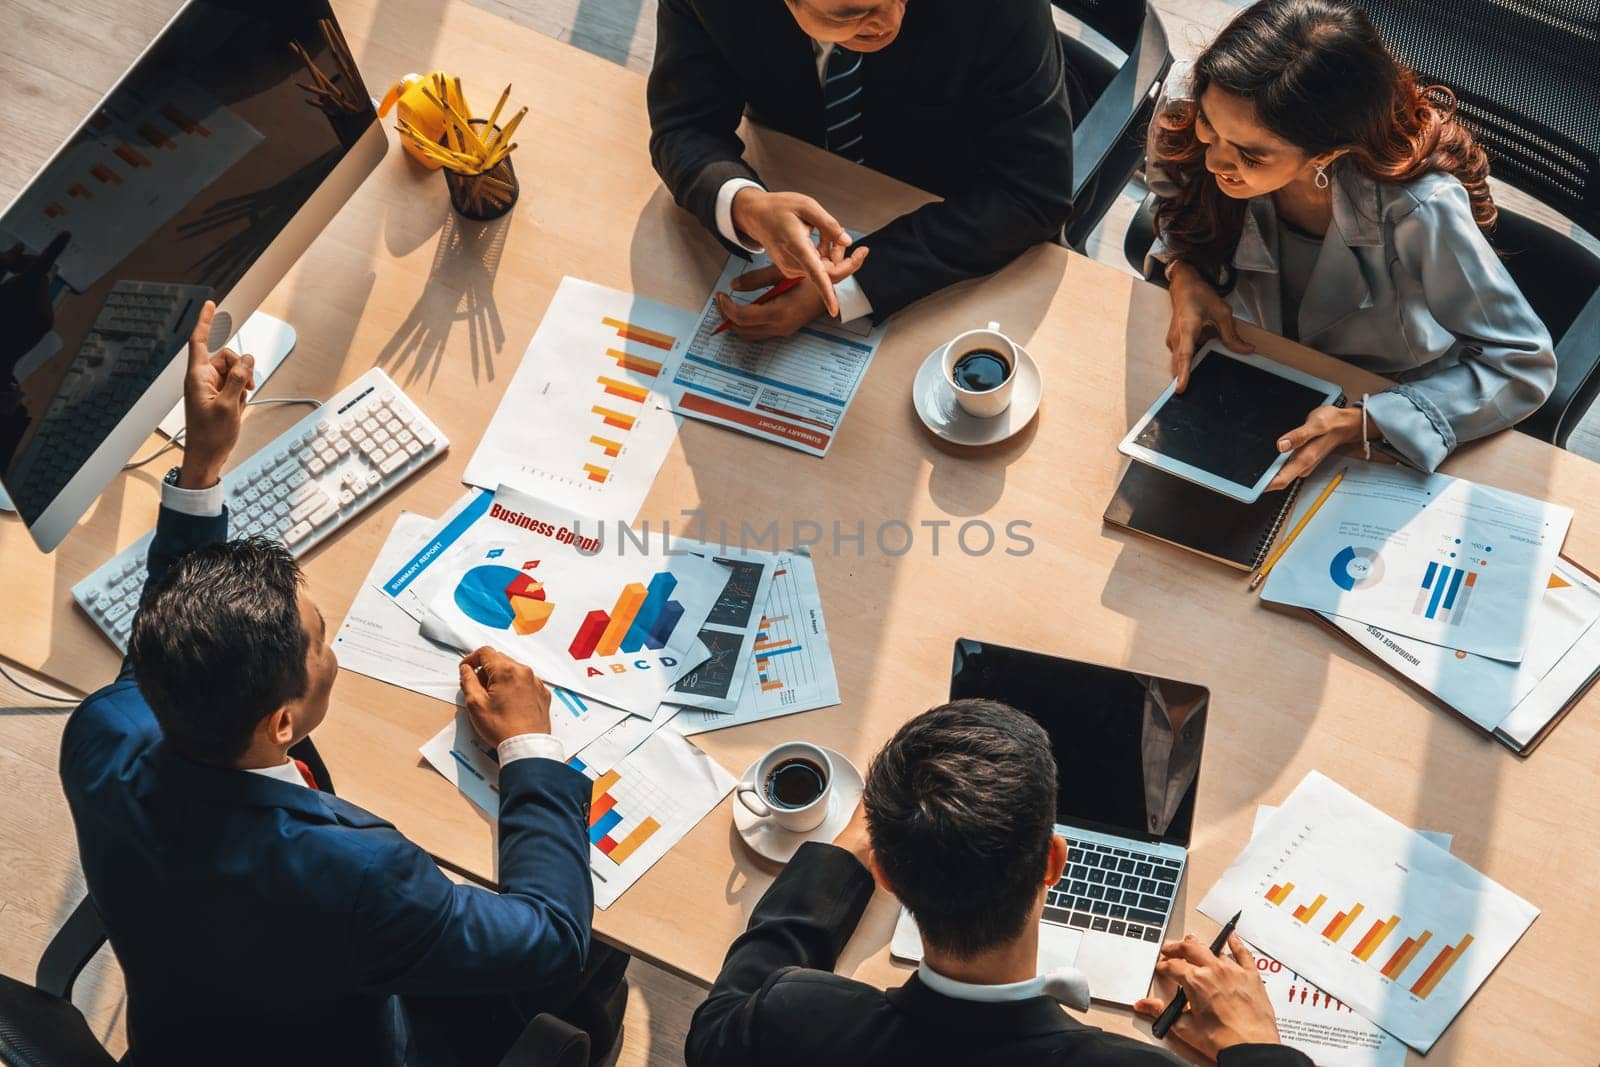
1103,461 -> 1302,571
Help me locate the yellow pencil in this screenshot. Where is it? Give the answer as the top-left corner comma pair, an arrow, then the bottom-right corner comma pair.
1249,466 -> 1347,591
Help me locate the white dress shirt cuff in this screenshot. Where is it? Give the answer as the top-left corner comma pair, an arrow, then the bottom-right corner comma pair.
160,476 -> 225,518
715,178 -> 767,253
498,733 -> 566,766
832,274 -> 873,324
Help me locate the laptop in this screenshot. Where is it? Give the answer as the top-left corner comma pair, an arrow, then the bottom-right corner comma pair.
941,637 -> 1210,1006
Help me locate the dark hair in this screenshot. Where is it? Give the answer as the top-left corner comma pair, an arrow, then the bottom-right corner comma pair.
129,537 -> 310,765
1152,0 -> 1494,279
863,699 -> 1057,958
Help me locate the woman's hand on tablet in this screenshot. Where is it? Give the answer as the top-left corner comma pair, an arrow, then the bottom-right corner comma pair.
1268,405 -> 1364,491
1164,261 -> 1253,392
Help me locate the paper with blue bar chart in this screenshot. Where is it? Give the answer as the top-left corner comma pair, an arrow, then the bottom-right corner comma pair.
660,249 -> 888,456
401,486 -> 728,715
1260,462 -> 1571,661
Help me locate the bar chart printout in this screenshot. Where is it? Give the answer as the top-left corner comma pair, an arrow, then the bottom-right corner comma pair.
463,278 -> 698,522
568,726 -> 736,909
1199,772 -> 1539,1052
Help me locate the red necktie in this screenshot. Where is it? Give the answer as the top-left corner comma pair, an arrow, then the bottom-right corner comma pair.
293,758 -> 320,790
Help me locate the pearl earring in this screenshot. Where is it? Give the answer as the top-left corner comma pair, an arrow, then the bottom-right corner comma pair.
1314,164 -> 1330,190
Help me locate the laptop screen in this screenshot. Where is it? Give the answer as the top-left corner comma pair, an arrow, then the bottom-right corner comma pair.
948,638 -> 1208,848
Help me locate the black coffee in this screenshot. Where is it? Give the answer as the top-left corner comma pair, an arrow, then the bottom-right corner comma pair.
765,758 -> 827,809
951,349 -> 1011,392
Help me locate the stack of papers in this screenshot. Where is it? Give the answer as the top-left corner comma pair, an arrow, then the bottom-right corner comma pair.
1261,462 -> 1595,747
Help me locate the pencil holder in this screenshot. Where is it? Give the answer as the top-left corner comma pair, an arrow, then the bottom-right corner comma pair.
442,120 -> 519,221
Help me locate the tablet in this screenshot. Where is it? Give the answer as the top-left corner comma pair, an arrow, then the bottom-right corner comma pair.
1118,341 -> 1342,502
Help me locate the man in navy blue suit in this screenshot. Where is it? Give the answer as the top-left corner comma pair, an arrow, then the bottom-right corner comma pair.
60,302 -> 621,1066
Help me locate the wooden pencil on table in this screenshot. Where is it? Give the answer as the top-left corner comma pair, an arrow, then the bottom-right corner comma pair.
1249,466 -> 1347,591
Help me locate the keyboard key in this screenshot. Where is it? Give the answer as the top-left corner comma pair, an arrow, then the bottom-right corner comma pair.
1069,880 -> 1087,896
1105,889 -> 1122,904
1109,904 -> 1127,919
1109,921 -> 1127,937
1130,908 -> 1165,926
1143,927 -> 1161,942
1090,898 -> 1109,916
285,521 -> 314,546
1152,866 -> 1179,883
1118,858 -> 1136,874
1088,884 -> 1105,900
1140,878 -> 1158,894
378,452 -> 407,475
308,501 -> 339,528
1135,862 -> 1153,878
1105,872 -> 1122,888
1087,868 -> 1105,884
1068,912 -> 1091,929
1080,853 -> 1099,869
290,497 -> 323,523
1140,894 -> 1168,912
1090,917 -> 1109,932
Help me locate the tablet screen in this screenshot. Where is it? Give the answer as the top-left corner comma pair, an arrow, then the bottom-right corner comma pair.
1133,354 -> 1328,487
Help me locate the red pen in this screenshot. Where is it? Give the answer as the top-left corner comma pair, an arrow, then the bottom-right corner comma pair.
712,275 -> 806,334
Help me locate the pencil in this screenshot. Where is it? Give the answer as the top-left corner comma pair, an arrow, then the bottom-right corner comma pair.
1249,466 -> 1347,591
712,275 -> 805,334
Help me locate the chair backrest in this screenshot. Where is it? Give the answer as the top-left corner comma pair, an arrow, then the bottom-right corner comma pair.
0,975 -> 117,1067
1354,0 -> 1600,237
1052,0 -> 1149,54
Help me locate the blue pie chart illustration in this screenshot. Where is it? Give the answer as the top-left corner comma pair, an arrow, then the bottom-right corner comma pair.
1329,546 -> 1385,591
454,565 -> 527,628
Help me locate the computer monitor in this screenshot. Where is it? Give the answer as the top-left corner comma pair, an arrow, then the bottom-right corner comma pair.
0,0 -> 386,552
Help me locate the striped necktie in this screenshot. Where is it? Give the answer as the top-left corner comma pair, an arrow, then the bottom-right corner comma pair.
822,46 -> 865,164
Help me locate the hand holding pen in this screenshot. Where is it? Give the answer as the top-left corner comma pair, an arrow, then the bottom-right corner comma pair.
1133,912 -> 1284,1059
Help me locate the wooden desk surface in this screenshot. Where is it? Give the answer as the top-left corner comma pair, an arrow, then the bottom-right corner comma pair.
4,2 -> 1598,1062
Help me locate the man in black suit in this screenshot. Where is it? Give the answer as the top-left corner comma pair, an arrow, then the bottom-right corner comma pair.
686,700 -> 1313,1067
648,0 -> 1076,339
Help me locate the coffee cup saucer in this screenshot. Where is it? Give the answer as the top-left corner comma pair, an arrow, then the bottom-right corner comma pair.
913,342 -> 1042,446
732,745 -> 864,864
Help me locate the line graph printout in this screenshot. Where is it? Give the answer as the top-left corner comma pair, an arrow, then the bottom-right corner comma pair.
675,550 -> 840,735
463,278 -> 698,522
665,540 -> 776,713
662,250 -> 889,456
1199,772 -> 1537,1052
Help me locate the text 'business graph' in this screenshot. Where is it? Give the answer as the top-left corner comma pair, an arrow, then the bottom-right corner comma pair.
1263,883 -> 1472,998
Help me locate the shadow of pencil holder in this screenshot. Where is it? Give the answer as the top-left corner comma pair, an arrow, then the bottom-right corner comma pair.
442,120 -> 519,221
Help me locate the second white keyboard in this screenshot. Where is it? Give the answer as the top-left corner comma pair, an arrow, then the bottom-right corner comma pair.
73,368 -> 448,651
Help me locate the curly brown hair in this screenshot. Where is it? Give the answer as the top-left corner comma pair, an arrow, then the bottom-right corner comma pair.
1151,0 -> 1494,281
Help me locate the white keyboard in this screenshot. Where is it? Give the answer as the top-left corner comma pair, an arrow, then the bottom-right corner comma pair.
73,368 -> 448,651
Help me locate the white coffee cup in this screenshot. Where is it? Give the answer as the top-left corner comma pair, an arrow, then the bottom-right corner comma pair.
735,741 -> 834,833
941,321 -> 1019,418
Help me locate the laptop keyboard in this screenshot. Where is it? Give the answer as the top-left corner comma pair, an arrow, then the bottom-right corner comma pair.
1044,838 -> 1181,943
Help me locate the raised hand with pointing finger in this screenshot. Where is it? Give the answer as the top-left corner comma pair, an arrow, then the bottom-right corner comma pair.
178,299 -> 255,490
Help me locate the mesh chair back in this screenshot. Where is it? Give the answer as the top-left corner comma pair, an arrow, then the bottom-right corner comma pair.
1355,0 -> 1600,236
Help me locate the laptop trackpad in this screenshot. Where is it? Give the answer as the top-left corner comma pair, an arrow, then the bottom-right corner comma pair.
890,907 -> 1085,972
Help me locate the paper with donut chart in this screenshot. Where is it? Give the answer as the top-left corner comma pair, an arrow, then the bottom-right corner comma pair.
1259,462 -> 1572,661
405,486 -> 728,716
660,249 -> 888,456
1199,772 -> 1538,1053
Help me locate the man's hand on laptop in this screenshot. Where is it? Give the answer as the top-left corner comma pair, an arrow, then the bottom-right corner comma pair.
459,647 -> 553,745
1133,932 -> 1281,1059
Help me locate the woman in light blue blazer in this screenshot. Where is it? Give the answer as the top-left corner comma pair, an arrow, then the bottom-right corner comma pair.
1145,0 -> 1554,483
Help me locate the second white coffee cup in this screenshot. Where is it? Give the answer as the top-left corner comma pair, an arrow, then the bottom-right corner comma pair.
941,321 -> 1019,418
735,741 -> 834,833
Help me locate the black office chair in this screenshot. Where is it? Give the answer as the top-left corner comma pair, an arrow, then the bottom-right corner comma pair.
0,898 -> 590,1067
1355,0 -> 1600,448
1122,0 -> 1600,449
1051,0 -> 1173,252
